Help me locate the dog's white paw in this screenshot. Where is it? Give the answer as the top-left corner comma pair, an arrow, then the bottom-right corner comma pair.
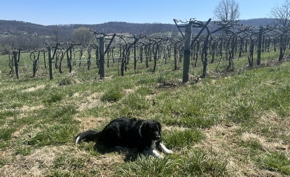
164,149 -> 173,154
143,149 -> 164,158
159,143 -> 173,154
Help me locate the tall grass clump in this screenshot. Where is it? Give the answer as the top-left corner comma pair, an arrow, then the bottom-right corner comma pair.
181,149 -> 228,176
101,88 -> 123,102
43,93 -> 63,105
227,100 -> 257,124
0,128 -> 16,141
163,129 -> 205,148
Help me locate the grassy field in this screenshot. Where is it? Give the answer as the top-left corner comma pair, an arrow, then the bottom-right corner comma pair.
0,50 -> 289,176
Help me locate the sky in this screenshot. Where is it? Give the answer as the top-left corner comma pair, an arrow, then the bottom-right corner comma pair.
0,0 -> 285,26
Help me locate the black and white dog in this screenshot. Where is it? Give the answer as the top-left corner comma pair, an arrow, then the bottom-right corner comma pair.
75,117 -> 172,158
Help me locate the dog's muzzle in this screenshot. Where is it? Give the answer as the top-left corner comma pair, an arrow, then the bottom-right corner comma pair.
154,135 -> 161,140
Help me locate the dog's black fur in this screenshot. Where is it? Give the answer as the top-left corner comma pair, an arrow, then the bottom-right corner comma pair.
75,117 -> 172,158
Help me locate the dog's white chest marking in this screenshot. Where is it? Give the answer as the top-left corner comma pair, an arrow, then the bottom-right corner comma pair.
138,122 -> 173,158
151,140 -> 157,149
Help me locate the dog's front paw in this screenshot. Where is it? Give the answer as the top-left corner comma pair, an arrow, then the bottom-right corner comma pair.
159,143 -> 173,154
165,149 -> 173,154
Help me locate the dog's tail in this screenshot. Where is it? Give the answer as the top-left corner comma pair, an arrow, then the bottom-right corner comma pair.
75,130 -> 99,145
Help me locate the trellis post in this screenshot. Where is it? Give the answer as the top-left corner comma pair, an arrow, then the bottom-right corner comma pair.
47,46 -> 53,80
183,22 -> 192,82
13,50 -> 19,79
257,26 -> 263,65
99,36 -> 105,79
134,42 -> 137,71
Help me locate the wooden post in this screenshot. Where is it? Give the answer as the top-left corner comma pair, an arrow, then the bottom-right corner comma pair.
99,36 -> 105,79
68,47 -> 72,72
183,22 -> 192,82
174,42 -> 178,70
47,46 -> 53,80
13,51 -> 19,79
257,26 -> 263,65
43,51 -> 47,69
134,43 -> 137,71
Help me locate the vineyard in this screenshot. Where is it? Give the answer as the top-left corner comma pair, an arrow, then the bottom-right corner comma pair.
0,19 -> 290,176
1,19 -> 289,81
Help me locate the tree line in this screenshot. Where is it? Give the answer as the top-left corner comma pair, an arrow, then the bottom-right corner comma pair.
0,18 -> 274,55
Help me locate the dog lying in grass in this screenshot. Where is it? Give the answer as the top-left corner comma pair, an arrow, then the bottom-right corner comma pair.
75,117 -> 172,158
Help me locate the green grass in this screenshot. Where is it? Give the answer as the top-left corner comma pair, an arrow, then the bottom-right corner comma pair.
257,152 -> 290,175
27,124 -> 78,147
101,87 -> 123,102
0,128 -> 16,141
0,49 -> 290,176
116,149 -> 228,176
163,129 -> 205,148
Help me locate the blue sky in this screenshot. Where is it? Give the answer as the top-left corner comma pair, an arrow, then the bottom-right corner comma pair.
0,0 -> 285,25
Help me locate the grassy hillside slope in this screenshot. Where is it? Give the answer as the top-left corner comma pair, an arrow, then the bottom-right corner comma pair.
0,52 -> 289,176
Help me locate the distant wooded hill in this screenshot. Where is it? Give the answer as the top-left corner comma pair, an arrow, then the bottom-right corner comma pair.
0,18 -> 275,37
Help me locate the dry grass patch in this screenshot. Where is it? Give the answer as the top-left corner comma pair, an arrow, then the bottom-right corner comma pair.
0,146 -> 65,177
11,124 -> 29,139
197,124 -> 240,154
124,88 -> 135,94
73,151 -> 124,176
163,125 -> 191,132
2,145 -> 123,177
21,85 -> 45,92
259,111 -> 290,149
194,124 -> 271,176
77,92 -> 104,111
241,132 -> 288,152
20,105 -> 44,112
74,116 -> 108,131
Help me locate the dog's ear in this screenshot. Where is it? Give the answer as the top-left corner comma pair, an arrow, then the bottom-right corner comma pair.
153,120 -> 161,133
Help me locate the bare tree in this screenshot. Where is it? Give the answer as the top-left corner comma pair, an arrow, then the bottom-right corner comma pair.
71,27 -> 93,45
270,0 -> 290,61
271,0 -> 290,30
214,0 -> 240,21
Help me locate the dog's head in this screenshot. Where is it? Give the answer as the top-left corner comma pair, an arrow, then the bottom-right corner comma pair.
140,120 -> 162,141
